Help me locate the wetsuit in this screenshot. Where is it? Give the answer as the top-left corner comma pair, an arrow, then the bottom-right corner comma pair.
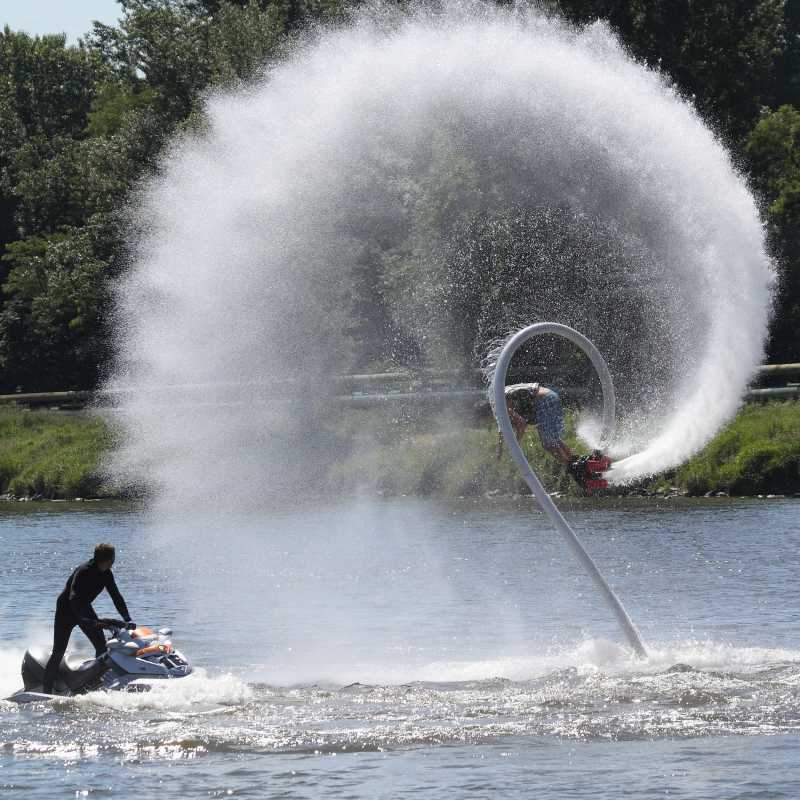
42,560 -> 131,693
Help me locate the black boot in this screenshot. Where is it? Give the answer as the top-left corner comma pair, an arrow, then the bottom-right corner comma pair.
567,456 -> 589,487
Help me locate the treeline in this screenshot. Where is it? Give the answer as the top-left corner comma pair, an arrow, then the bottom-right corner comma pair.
0,0 -> 798,393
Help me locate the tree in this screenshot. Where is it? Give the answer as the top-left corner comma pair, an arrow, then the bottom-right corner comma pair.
0,29 -> 104,251
746,104 -> 800,360
0,28 -> 102,138
192,0 -> 347,31
87,1 -> 297,115
0,0 -> 798,391
0,3 -> 303,391
776,0 -> 800,108
0,221 -> 119,391
207,0 -> 285,83
0,93 -> 25,251
558,0 -> 786,139
89,1 -> 215,119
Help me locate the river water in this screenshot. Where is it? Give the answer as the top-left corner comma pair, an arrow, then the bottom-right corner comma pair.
1,497 -> 799,798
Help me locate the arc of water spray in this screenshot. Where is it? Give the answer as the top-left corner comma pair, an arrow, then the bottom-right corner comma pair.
491,322 -> 647,658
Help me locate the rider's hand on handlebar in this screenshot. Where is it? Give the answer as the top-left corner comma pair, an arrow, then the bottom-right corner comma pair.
125,621 -> 137,630
95,618 -> 129,630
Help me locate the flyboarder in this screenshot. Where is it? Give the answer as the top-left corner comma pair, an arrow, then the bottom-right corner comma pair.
42,543 -> 134,694
499,382 -> 611,489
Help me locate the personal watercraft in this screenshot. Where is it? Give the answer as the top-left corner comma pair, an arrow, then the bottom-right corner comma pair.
7,619 -> 192,704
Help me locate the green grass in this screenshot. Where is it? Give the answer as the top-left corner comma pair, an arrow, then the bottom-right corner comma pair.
0,401 -> 798,500
0,407 -> 112,499
666,402 -> 800,496
329,409 -> 592,498
331,402 -> 800,498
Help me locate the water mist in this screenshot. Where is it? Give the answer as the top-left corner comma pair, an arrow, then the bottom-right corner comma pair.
108,2 -> 772,503
104,2 -> 774,674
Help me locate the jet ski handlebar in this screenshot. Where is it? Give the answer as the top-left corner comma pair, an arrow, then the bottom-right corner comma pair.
96,618 -> 136,631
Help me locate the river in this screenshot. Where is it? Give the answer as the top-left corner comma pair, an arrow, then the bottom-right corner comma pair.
1,497 -> 798,798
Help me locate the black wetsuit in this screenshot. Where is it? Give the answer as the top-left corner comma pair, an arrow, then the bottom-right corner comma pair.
42,560 -> 131,693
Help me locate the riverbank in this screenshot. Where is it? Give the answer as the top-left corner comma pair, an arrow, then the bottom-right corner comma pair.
0,402 -> 798,500
332,401 -> 800,498
0,408 -> 112,500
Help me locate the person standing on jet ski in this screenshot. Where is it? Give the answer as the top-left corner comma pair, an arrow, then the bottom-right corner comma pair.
42,543 -> 134,694
499,383 -> 609,488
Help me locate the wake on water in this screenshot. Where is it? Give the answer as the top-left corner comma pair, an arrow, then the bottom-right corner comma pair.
2,635 -> 797,693
5,638 -> 800,751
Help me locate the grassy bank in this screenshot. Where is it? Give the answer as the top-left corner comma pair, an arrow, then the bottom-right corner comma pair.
0,408 -> 112,499
663,402 -> 800,496
330,402 -> 800,498
0,402 -> 798,500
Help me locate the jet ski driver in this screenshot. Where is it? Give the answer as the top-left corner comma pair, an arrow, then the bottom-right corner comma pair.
499,383 -> 610,488
42,543 -> 134,694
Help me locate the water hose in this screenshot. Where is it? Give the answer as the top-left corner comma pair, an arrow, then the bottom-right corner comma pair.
491,322 -> 647,657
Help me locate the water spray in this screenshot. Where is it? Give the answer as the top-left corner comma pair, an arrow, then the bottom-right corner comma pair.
491,322 -> 647,657
109,4 -> 771,516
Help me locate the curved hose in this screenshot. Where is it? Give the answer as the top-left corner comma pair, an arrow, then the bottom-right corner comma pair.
491,322 -> 647,657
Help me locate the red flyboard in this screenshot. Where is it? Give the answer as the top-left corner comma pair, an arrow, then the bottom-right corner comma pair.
584,453 -> 612,490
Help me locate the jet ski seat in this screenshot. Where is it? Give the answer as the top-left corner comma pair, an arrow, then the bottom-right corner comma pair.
21,649 -> 108,694
59,656 -> 108,691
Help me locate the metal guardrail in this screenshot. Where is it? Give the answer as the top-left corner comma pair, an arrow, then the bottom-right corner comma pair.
746,386 -> 800,400
0,390 -> 93,407
757,363 -> 800,375
0,364 -> 798,410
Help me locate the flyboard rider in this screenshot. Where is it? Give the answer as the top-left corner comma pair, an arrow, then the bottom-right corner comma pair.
499,383 -> 611,490
42,543 -> 135,694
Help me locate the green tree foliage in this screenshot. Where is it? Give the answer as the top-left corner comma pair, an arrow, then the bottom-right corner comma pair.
0,29 -> 103,247
0,223 -> 116,390
87,0 -> 337,113
629,0 -> 785,138
0,1 -> 296,391
193,0 -> 347,31
89,1 -> 216,118
559,0 -> 786,139
86,83 -> 158,137
746,104 -> 800,361
0,92 -> 25,249
0,0 -> 798,394
777,0 -> 800,107
206,0 -> 286,83
0,28 -> 102,138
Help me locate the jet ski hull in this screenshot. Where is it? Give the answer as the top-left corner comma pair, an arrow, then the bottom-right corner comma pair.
8,624 -> 193,703
6,691 -> 59,704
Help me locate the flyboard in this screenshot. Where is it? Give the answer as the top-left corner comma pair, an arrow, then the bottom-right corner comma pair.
490,322 -> 647,658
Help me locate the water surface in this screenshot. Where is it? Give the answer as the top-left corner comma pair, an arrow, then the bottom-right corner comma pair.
1,497 -> 798,798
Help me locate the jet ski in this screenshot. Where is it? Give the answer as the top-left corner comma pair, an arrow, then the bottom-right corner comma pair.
7,619 -> 193,704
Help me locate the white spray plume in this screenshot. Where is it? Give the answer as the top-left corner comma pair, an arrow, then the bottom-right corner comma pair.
107,1 -> 773,500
